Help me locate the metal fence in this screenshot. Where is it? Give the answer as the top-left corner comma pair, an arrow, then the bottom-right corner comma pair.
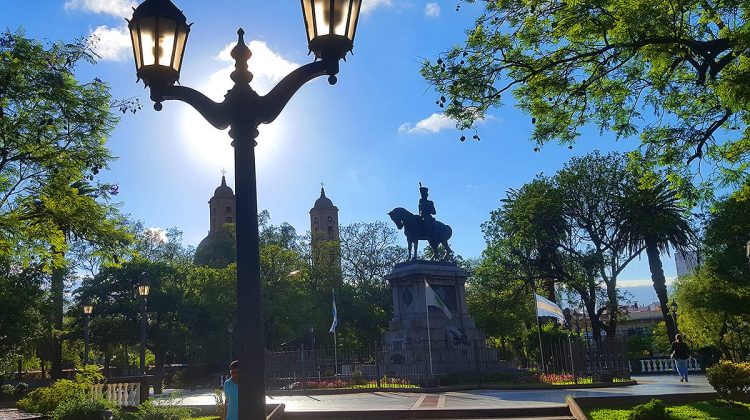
537,336 -> 631,383
263,337 -> 629,390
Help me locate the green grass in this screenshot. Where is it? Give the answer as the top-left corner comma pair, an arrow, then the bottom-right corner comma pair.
585,400 -> 750,420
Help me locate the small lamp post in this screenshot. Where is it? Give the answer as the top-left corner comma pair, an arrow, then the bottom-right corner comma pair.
83,303 -> 94,366
671,301 -> 678,335
128,1 -> 362,418
137,277 -> 150,376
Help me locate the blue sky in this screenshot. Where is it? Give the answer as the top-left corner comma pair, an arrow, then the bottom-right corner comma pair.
1,0 -> 674,304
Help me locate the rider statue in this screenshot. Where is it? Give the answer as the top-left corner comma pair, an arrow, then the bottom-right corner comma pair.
418,182 -> 436,235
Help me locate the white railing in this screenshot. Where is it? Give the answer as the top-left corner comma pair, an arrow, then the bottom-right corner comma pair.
92,382 -> 141,406
633,358 -> 701,373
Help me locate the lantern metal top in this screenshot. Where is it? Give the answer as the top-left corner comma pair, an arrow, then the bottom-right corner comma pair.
83,304 -> 94,315
131,0 -> 188,22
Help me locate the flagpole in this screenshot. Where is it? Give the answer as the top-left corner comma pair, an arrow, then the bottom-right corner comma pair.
534,293 -> 545,374
333,330 -> 338,376
425,280 -> 434,377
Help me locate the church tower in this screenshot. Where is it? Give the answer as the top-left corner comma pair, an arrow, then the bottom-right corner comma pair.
309,187 -> 341,281
310,187 -> 339,243
209,175 -> 235,233
194,175 -> 237,268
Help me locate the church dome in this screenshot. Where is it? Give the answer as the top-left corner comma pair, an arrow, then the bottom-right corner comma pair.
213,176 -> 234,198
313,187 -> 336,209
194,228 -> 236,268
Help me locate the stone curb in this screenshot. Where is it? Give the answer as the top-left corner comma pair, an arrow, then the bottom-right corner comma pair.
266,379 -> 637,396
281,406 -> 572,419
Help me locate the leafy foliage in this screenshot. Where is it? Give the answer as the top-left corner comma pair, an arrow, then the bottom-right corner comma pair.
706,361 -> 750,405
17,379 -> 89,414
51,397 -> 115,420
422,0 -> 750,194
629,399 -> 669,420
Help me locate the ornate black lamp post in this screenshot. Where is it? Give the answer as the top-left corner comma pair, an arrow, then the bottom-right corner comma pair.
671,301 -> 678,335
83,303 -> 94,366
137,279 -> 150,376
127,1 -> 361,418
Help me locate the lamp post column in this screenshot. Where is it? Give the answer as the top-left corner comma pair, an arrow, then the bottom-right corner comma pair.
84,313 -> 91,366
140,295 -> 147,376
231,125 -> 265,419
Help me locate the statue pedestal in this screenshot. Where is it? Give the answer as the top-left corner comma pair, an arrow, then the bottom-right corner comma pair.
382,261 -> 510,378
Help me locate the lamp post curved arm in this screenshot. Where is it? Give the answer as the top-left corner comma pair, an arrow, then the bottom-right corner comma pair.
150,85 -> 230,129
258,59 -> 334,124
147,30 -> 337,136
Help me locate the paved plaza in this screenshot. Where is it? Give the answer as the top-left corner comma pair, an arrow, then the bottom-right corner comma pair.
156,375 -> 714,412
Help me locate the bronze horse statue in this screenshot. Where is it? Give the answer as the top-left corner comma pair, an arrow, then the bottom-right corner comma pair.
388,207 -> 453,260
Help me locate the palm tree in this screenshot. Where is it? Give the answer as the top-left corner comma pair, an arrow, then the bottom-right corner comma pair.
618,179 -> 695,342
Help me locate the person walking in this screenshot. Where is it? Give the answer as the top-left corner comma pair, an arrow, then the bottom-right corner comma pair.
223,360 -> 238,420
671,334 -> 691,382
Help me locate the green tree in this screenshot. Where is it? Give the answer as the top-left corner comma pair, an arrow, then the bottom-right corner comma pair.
674,190 -> 750,360
422,0 -> 750,195
339,221 -> 406,284
1,31 -> 136,378
618,177 -> 696,342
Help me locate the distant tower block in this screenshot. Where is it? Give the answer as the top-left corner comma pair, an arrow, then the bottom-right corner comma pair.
209,175 -> 236,233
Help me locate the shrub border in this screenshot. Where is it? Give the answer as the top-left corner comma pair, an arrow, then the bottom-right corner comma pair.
566,392 -> 719,420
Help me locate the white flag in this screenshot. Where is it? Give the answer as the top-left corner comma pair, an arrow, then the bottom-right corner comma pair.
535,293 -> 566,324
425,281 -> 452,319
329,289 -> 338,333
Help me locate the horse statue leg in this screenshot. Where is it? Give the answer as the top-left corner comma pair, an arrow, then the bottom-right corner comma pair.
412,239 -> 419,260
442,240 -> 454,261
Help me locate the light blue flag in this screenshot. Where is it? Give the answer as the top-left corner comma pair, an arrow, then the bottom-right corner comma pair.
535,293 -> 566,325
329,289 -> 338,333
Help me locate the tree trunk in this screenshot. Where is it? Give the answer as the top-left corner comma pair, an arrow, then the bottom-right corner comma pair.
50,265 -> 67,379
645,241 -> 677,342
543,278 -> 556,302
153,349 -> 165,394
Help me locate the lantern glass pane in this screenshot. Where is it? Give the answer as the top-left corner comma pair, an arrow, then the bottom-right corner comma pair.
347,0 -> 361,41
173,25 -> 188,72
157,18 -> 176,67
140,17 -> 157,66
331,0 -> 348,36
313,0 -> 328,36
130,25 -> 142,69
302,0 -> 316,40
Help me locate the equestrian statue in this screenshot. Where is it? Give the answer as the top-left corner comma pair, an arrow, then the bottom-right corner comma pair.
388,183 -> 454,261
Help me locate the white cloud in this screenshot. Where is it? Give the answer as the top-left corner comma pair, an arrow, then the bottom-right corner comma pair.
89,25 -> 131,61
362,0 -> 393,14
425,3 -> 441,18
619,277 -> 676,288
144,227 -> 168,244
65,0 -> 136,18
398,113 -> 456,134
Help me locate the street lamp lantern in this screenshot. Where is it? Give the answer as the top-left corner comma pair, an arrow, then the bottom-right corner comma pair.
301,0 -> 361,61
671,301 -> 677,315
127,0 -> 190,87
746,239 -> 750,259
138,282 -> 151,298
83,303 -> 94,315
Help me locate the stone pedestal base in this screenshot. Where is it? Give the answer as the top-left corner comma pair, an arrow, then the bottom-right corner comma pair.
382,261 -> 511,376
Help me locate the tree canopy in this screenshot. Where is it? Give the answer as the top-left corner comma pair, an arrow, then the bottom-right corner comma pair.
422,0 -> 750,195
